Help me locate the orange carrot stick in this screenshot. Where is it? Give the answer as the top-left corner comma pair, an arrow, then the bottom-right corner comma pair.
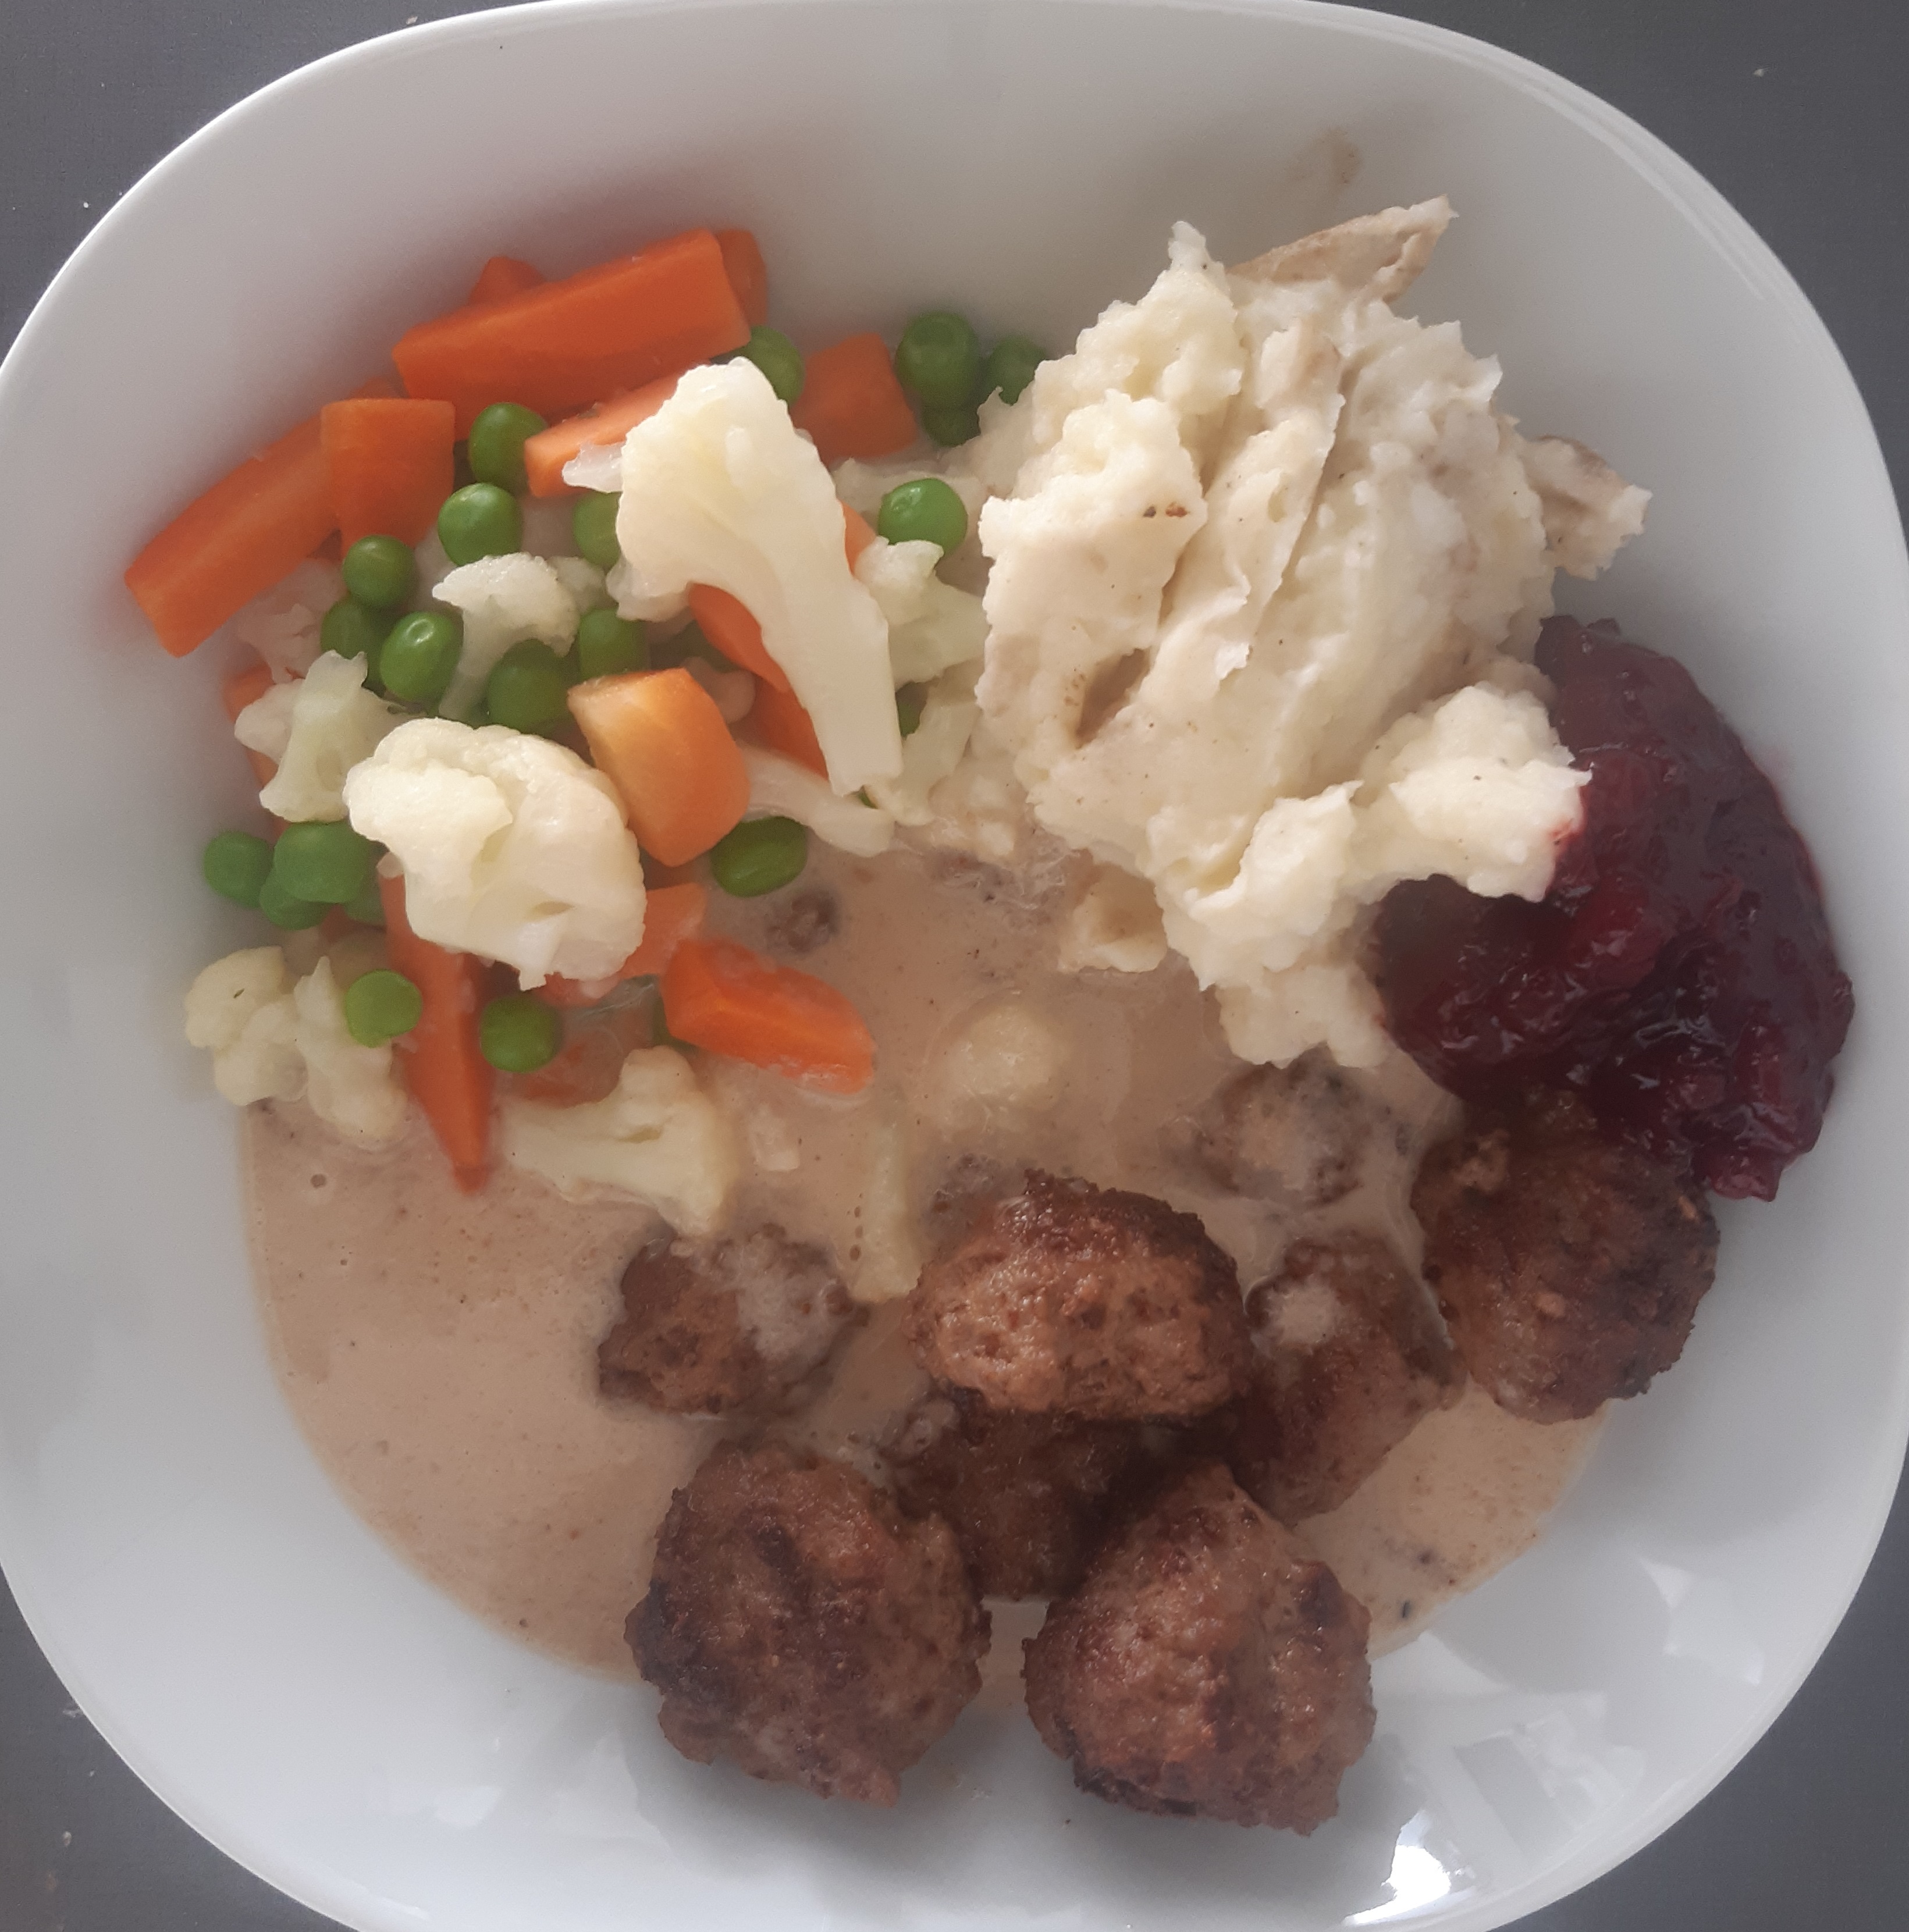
790,332 -> 917,468
685,503 -> 881,696
221,658 -> 280,791
539,883 -> 708,1008
466,255 -> 544,305
380,873 -> 494,1191
662,938 -> 875,1094
127,415 -> 336,657
746,678 -> 828,778
684,583 -> 790,692
715,229 -> 769,328
568,669 -> 749,867
393,229 -> 750,433
321,396 -> 457,549
522,376 -> 675,497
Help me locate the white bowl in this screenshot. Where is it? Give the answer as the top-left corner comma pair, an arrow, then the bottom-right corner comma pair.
2,3 -> 1906,1928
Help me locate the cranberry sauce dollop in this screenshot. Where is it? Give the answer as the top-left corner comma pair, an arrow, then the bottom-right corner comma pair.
1375,617 -> 1853,1200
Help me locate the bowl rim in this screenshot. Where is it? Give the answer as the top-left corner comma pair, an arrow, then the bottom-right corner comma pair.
3,2 -> 1907,1929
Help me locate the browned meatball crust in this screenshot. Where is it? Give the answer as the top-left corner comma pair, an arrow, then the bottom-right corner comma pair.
628,1442 -> 988,1805
888,1389 -> 1172,1599
1221,1234 -> 1463,1522
1192,1052 -> 1398,1208
1414,1090 -> 1719,1422
598,1225 -> 858,1415
1023,1463 -> 1374,1830
903,1172 -> 1251,1421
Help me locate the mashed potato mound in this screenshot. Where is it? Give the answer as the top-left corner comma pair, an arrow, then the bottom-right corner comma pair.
966,198 -> 1646,1066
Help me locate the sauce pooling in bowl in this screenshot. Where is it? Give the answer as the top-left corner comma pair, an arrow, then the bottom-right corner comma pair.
1375,617 -> 1854,1198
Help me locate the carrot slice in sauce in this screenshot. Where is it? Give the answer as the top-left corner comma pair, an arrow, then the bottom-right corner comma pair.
539,883 -> 709,1008
715,229 -> 769,329
790,332 -> 917,467
662,938 -> 874,1094
521,376 -> 676,497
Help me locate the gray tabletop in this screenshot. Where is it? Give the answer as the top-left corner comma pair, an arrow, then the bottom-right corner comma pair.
4,2 -> 1906,1927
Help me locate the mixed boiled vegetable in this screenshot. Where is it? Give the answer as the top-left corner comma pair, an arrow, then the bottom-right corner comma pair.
146,223 -> 1043,1198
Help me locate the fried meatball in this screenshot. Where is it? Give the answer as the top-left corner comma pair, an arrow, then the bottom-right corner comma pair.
598,1226 -> 858,1415
1414,1090 -> 1719,1422
888,1389 -> 1171,1598
1221,1234 -> 1463,1522
1192,1052 -> 1396,1208
903,1171 -> 1251,1421
1024,1463 -> 1374,1830
629,1441 -> 987,1805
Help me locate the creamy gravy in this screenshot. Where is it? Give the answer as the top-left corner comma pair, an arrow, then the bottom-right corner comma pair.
247,838 -> 1604,1680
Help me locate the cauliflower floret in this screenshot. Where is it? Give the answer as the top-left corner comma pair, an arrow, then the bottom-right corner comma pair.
234,651 -> 404,824
854,536 -> 988,686
740,746 -> 894,857
563,443 -> 624,494
613,360 -> 901,795
936,998 -> 1068,1116
863,666 -> 980,828
231,559 -> 343,680
1057,867 -> 1169,974
184,948 -> 304,1105
183,951 -> 406,1143
343,718 -> 646,987
291,959 -> 407,1145
431,553 -> 582,721
502,1047 -> 740,1234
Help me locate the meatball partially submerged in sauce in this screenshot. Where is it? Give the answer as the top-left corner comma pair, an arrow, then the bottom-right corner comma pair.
889,1389 -> 1175,1599
629,1442 -> 987,1805
1191,1052 -> 1399,1208
903,1172 -> 1251,1421
1415,1090 -> 1719,1422
1025,1463 -> 1374,1830
598,1226 -> 858,1415
1219,1234 -> 1463,1522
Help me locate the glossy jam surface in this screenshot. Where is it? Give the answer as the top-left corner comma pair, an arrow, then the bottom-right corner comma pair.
1376,618 -> 1854,1199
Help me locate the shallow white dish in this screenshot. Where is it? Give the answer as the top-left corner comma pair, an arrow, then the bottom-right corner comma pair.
1,1 -> 1906,1927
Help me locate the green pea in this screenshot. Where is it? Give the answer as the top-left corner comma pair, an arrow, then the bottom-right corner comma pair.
739,328 -> 804,405
343,969 -> 423,1047
877,477 -> 968,553
485,640 -> 574,736
271,820 -> 381,906
896,688 -> 925,739
467,402 -> 548,494
922,401 -> 981,449
984,335 -> 1046,405
437,482 -> 521,565
709,816 -> 808,898
572,492 -> 621,571
320,595 -> 394,676
344,875 -> 388,927
257,871 -> 326,930
894,311 -> 982,409
574,606 -> 648,680
379,610 -> 464,708
202,830 -> 274,909
479,992 -> 563,1072
340,535 -> 416,610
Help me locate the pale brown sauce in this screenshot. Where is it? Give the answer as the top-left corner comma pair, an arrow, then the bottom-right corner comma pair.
247,840 -> 1603,1681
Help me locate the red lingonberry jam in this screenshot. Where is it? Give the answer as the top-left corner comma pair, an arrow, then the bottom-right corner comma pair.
1375,617 -> 1853,1200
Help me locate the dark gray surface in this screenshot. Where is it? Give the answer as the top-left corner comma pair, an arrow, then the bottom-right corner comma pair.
3,2 -> 1905,1927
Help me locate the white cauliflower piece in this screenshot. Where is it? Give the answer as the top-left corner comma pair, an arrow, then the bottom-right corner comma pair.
613,360 -> 901,795
740,746 -> 894,856
563,443 -> 624,494
854,537 -> 988,685
502,1047 -> 740,1234
937,999 -> 1068,1115
236,651 -> 404,823
290,958 -> 407,1146
231,559 -> 342,680
844,1120 -> 922,1304
863,668 -> 980,828
431,553 -> 581,721
343,718 -> 646,987
1057,868 -> 1169,974
183,950 -> 406,1144
184,948 -> 303,1105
